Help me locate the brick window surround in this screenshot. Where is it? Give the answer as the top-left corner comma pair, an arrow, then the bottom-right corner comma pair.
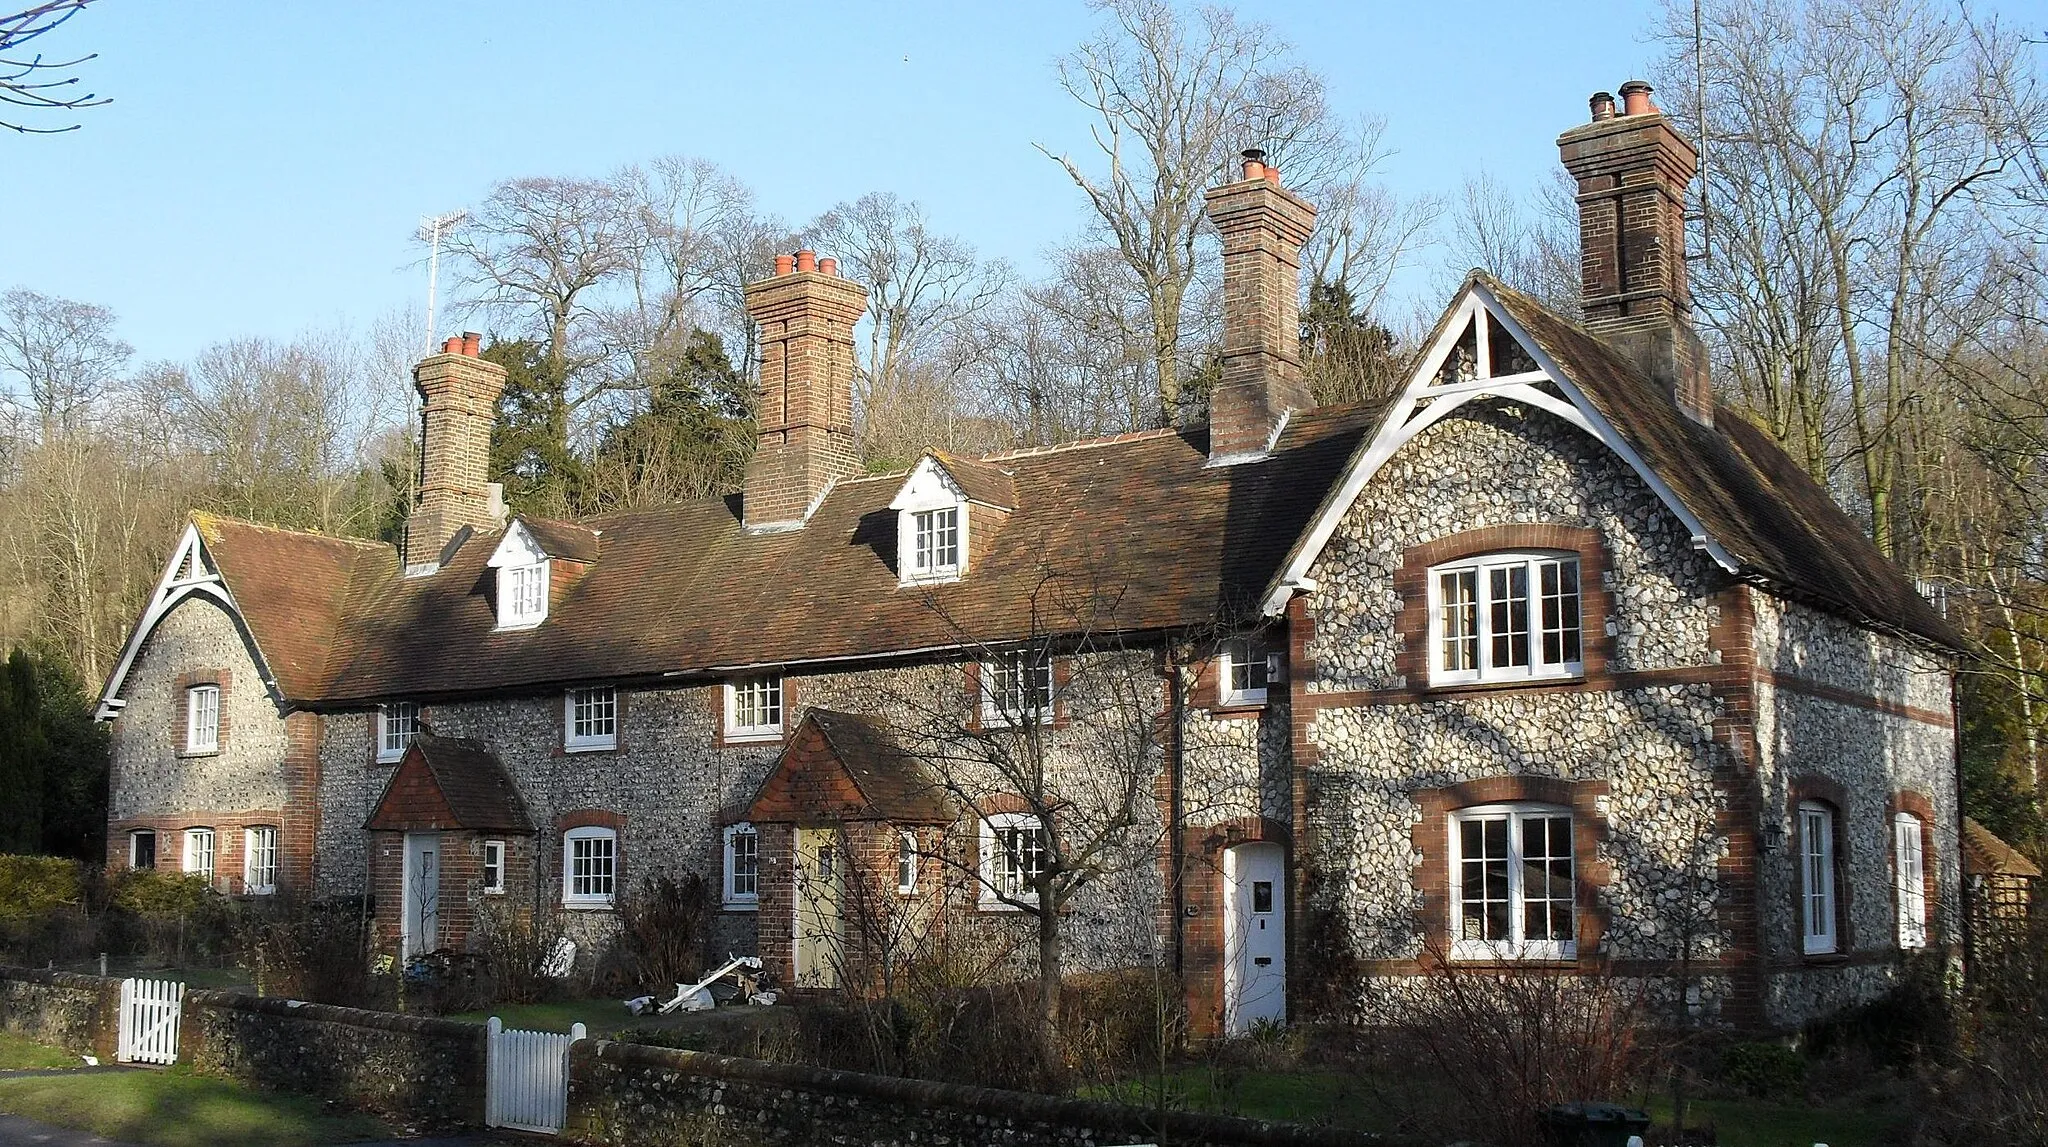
1394,525 -> 1614,694
1412,775 -> 1613,965
1886,789 -> 1940,947
172,669 -> 231,756
1788,775 -> 1854,959
555,809 -> 625,910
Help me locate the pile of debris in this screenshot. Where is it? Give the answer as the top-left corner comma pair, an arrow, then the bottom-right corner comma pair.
625,955 -> 777,1016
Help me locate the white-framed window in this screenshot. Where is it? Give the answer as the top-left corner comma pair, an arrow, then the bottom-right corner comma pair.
499,561 -> 550,629
896,830 -> 918,896
1894,813 -> 1927,949
562,827 -> 617,908
982,652 -> 1054,728
185,684 -> 220,753
564,687 -> 618,752
979,812 -> 1048,908
482,839 -> 505,895
377,701 -> 421,762
242,826 -> 278,895
1219,637 -> 1281,706
725,678 -> 783,741
1799,801 -> 1838,955
1448,804 -> 1575,960
129,830 -> 156,870
1428,552 -> 1583,685
183,827 -> 216,880
910,506 -> 962,580
722,823 -> 759,909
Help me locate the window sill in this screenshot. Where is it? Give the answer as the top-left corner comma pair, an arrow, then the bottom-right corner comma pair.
562,901 -> 615,912
722,900 -> 759,913
1449,945 -> 1577,963
1423,673 -> 1586,696
899,571 -> 963,588
1208,701 -> 1269,717
564,741 -> 619,754
1801,949 -> 1847,964
723,730 -> 782,745
375,754 -> 404,765
482,888 -> 505,896
977,899 -> 1037,914
178,749 -> 221,759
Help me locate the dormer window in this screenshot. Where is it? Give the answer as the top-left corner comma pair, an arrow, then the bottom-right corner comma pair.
889,454 -> 1013,588
486,519 -> 559,631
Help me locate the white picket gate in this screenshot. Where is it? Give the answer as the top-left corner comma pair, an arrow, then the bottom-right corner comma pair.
116,977 -> 183,1065
485,1017 -> 585,1134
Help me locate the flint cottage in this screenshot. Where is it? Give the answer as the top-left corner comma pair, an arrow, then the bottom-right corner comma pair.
98,83 -> 1961,1034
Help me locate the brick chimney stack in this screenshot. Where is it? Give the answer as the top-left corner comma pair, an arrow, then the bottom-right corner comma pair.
742,250 -> 868,530
406,332 -> 509,568
1558,80 -> 1714,426
1203,150 -> 1317,461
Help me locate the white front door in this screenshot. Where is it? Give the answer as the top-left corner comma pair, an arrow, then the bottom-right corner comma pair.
403,832 -> 440,958
792,828 -> 845,988
1223,842 -> 1286,1035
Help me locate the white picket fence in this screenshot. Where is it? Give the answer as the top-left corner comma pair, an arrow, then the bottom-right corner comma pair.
116,977 -> 183,1065
485,1017 -> 585,1134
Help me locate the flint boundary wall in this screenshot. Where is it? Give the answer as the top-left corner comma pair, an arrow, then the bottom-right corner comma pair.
0,967 -> 1385,1146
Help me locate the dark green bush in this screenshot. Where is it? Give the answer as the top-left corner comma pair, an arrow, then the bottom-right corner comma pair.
1721,1040 -> 1806,1098
0,854 -> 82,921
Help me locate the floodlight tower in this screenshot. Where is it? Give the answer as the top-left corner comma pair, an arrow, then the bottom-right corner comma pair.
419,209 -> 468,351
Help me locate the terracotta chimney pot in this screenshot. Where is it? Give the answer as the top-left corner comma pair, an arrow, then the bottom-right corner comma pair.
460,331 -> 481,357
774,253 -> 795,276
441,337 -> 461,355
1590,91 -> 1616,121
1620,80 -> 1654,116
818,257 -> 838,278
1240,148 -> 1266,182
1263,165 -> 1281,186
795,250 -> 818,274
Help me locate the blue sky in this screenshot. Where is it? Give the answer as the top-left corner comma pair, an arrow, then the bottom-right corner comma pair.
2,1 -> 1658,364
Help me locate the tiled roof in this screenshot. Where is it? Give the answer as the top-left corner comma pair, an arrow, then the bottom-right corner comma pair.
517,515 -> 601,562
251,402 -> 1379,705
365,731 -> 535,833
808,710 -> 951,823
1484,277 -> 1961,651
1962,817 -> 2042,879
192,513 -> 388,700
929,452 -> 1017,509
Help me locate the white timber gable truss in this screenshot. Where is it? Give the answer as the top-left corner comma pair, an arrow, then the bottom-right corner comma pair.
1261,280 -> 1740,617
96,522 -> 281,720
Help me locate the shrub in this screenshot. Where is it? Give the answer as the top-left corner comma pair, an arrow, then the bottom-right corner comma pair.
1721,1040 -> 1805,1098
106,869 -> 234,966
0,855 -> 82,922
472,899 -> 565,1006
1387,948 -> 1659,1146
238,896 -> 373,1004
610,871 -> 714,994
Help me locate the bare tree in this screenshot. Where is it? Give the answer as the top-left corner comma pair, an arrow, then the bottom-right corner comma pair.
1040,0 -> 1337,421
802,191 -> 1012,454
0,287 -> 131,438
1438,170 -> 1580,315
1,1 -> 106,135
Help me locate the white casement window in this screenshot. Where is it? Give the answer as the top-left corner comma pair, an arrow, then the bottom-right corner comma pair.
481,839 -> 505,895
242,826 -> 278,895
1449,804 -> 1575,960
1428,552 -> 1583,685
979,812 -> 1048,908
129,830 -> 156,870
896,830 -> 918,896
185,685 -> 220,753
1894,813 -> 1928,949
377,702 -> 421,762
562,827 -> 617,908
183,827 -> 216,880
982,652 -> 1054,728
725,678 -> 784,741
564,687 -> 618,752
911,506 -> 962,580
498,562 -> 550,630
1799,801 -> 1839,955
1219,637 -> 1281,706
722,823 -> 759,909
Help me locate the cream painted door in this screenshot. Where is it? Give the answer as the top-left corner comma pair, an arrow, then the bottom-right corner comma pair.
793,828 -> 846,988
1223,842 -> 1286,1035
403,832 -> 440,958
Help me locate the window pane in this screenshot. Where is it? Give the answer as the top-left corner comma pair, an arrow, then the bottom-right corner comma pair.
1539,559 -> 1582,665
1439,571 -> 1478,672
731,829 -> 758,896
1488,565 -> 1530,668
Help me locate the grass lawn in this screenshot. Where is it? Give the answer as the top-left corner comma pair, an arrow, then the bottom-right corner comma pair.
0,1068 -> 393,1147
1645,1094 -> 1910,1147
450,998 -> 614,1034
0,1031 -> 79,1070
